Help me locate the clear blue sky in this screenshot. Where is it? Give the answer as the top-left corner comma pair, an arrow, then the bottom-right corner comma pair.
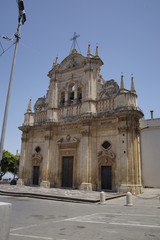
0,0 -> 160,154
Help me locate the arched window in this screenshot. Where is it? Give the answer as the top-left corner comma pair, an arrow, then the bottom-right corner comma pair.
77,86 -> 82,103
60,91 -> 65,106
68,83 -> 75,103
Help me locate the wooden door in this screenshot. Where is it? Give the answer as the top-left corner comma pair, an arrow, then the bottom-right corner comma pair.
33,166 -> 40,185
62,156 -> 73,188
101,166 -> 112,190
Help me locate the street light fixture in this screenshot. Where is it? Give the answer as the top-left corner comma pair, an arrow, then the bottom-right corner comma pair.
0,0 -> 26,178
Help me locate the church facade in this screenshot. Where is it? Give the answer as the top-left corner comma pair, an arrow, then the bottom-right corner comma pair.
18,44 -> 143,194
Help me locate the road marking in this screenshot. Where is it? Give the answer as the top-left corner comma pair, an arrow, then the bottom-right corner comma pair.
65,212 -> 160,221
110,222 -> 160,228
10,212 -> 160,235
10,233 -> 66,240
69,219 -> 106,224
65,213 -> 98,221
10,219 -> 66,232
65,212 -> 160,227
65,213 -> 106,224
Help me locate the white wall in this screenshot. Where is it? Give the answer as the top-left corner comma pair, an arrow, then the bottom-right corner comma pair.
140,118 -> 160,188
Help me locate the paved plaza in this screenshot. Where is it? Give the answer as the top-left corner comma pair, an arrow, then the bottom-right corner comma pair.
0,184 -> 125,203
0,186 -> 160,240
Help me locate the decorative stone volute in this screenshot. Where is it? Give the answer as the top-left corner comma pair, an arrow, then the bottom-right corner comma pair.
97,141 -> 116,160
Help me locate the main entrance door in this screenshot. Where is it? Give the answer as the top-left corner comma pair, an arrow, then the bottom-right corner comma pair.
62,156 -> 73,188
33,166 -> 40,185
101,166 -> 112,190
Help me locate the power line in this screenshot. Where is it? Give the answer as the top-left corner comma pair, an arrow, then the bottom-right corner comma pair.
0,40 -> 4,53
0,35 -> 16,56
0,41 -> 16,56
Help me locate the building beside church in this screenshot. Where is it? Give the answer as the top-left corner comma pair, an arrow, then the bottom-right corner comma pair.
140,113 -> 160,188
18,43 -> 143,194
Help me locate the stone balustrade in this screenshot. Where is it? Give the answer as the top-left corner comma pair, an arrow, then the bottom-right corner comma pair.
97,99 -> 114,112
34,111 -> 47,124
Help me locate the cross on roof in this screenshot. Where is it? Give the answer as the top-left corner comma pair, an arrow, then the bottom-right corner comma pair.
70,32 -> 81,53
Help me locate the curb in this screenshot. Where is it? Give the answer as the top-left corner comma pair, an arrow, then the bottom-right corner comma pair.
0,190 -> 126,204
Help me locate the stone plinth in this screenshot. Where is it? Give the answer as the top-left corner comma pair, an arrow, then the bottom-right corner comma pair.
40,181 -> 50,188
79,182 -> 92,191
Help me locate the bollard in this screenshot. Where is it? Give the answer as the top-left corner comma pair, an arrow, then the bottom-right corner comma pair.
100,191 -> 106,204
126,192 -> 133,206
0,202 -> 12,240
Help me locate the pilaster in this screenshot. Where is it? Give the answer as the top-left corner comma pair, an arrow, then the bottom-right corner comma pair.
40,129 -> 51,188
118,115 -> 143,194
79,126 -> 92,191
17,131 -> 28,186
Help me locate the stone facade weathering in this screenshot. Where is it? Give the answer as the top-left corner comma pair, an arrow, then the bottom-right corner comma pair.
18,45 -> 143,194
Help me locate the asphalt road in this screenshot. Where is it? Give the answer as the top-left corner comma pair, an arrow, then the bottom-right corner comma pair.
0,194 -> 160,240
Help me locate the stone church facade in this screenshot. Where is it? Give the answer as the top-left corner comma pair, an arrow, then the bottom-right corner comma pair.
18,44 -> 143,194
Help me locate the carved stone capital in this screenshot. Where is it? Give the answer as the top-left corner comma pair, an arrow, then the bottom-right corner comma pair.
118,126 -> 128,133
44,135 -> 51,140
21,133 -> 28,142
80,129 -> 89,136
44,130 -> 51,140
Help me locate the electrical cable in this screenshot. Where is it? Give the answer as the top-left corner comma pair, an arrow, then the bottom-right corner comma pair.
0,40 -> 4,53
0,41 -> 16,56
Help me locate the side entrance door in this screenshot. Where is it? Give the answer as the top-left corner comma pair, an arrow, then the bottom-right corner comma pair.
62,156 -> 73,188
33,166 -> 40,185
101,166 -> 112,190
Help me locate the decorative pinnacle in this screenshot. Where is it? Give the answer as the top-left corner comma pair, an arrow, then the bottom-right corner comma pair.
55,56 -> 58,65
27,98 -> 32,113
131,74 -> 136,93
87,42 -> 91,56
120,72 -> 125,90
53,56 -> 58,67
95,44 -> 99,57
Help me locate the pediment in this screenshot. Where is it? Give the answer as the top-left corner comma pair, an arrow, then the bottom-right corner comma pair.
59,50 -> 85,71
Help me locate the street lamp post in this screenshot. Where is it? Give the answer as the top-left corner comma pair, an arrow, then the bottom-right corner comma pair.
0,0 -> 26,178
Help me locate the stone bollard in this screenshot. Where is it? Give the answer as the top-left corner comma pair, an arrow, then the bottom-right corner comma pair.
100,191 -> 106,204
0,202 -> 12,240
126,192 -> 133,206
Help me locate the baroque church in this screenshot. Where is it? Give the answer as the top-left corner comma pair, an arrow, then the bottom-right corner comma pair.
18,39 -> 143,194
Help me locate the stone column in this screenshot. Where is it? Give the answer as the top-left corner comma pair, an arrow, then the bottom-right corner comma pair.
65,90 -> 68,106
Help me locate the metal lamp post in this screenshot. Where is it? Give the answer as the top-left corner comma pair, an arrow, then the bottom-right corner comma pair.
0,0 -> 26,178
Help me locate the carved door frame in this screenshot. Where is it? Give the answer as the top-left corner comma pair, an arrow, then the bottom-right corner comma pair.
98,156 -> 116,191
